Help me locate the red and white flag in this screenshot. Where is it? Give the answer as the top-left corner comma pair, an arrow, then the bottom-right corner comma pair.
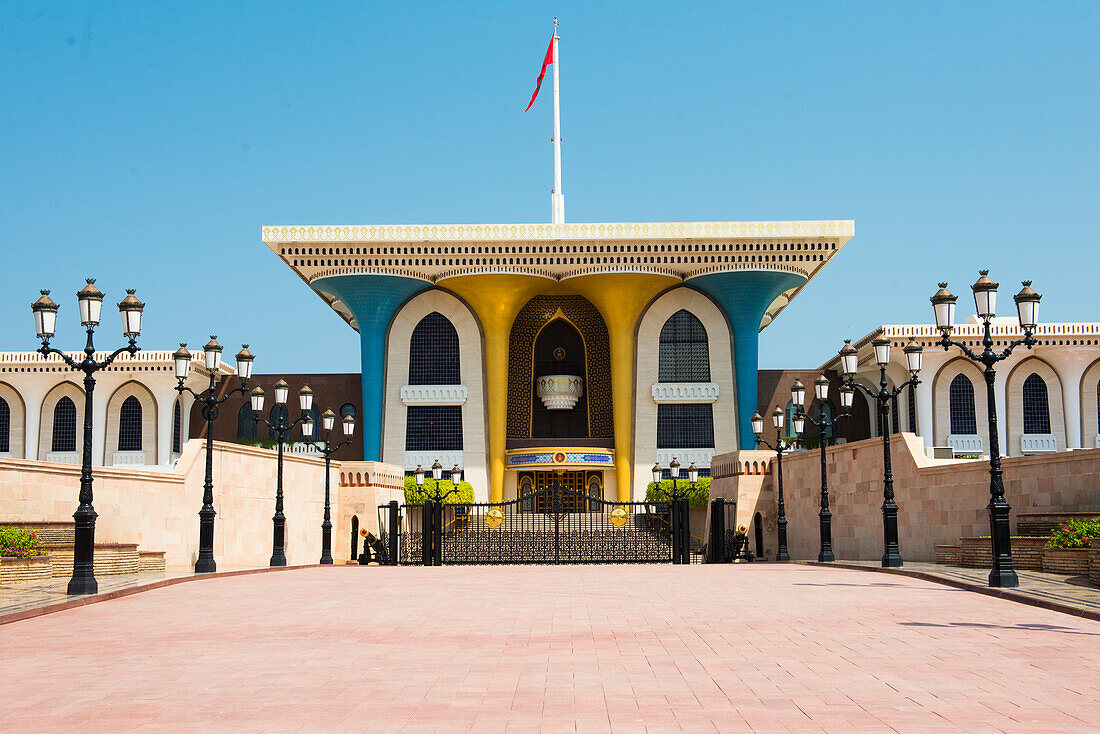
524,34 -> 555,111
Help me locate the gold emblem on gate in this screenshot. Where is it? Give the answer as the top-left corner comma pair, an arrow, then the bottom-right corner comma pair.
553,347 -> 566,360
485,508 -> 504,529
553,452 -> 567,464
609,506 -> 629,528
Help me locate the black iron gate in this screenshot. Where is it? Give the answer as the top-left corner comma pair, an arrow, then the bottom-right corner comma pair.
379,482 -> 689,565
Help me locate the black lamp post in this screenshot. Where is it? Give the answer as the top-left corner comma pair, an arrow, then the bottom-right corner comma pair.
172,338 -> 254,573
252,380 -> 313,566
31,279 -> 144,595
304,408 -> 355,564
930,272 -> 1041,588
794,375 -> 853,562
839,335 -> 923,567
752,385 -> 804,562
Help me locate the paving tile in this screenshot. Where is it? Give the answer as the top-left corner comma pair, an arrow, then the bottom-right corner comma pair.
2,564 -> 1099,731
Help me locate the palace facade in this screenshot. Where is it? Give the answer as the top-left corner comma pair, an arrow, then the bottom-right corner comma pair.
263,220 -> 854,502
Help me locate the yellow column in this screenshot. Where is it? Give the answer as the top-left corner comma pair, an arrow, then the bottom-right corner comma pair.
565,274 -> 678,502
439,275 -> 548,503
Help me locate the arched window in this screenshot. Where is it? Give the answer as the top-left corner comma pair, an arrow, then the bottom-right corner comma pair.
52,397 -> 77,452
340,403 -> 357,420
118,396 -> 142,451
1096,381 -> 1100,432
949,374 -> 977,435
784,400 -> 799,436
172,399 -> 182,455
890,394 -> 900,434
1022,373 -> 1051,434
819,400 -> 837,440
658,310 -> 710,382
268,404 -> 288,440
237,403 -> 256,441
0,397 -> 9,453
409,312 -> 460,385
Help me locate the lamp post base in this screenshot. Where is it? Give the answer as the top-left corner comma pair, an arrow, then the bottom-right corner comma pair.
988,568 -> 1019,587
881,553 -> 903,568
66,572 -> 98,596
818,549 -> 835,563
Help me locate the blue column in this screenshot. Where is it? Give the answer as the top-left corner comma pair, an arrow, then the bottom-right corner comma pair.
687,272 -> 807,449
311,275 -> 431,461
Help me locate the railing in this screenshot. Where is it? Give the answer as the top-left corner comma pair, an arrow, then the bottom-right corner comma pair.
1021,434 -> 1058,454
947,434 -> 984,455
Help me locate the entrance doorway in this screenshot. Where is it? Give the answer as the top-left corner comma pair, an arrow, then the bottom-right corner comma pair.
518,470 -> 603,513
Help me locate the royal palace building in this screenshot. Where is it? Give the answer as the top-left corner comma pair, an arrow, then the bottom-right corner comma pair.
262,220 -> 854,504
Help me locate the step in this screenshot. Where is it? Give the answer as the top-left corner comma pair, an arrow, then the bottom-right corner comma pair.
138,551 -> 166,574
43,543 -> 140,577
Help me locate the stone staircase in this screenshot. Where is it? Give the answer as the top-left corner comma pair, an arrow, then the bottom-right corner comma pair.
0,521 -> 165,584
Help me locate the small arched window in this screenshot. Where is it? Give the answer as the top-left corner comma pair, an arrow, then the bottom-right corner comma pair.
52,396 -> 77,452
237,403 -> 256,441
409,312 -> 460,385
118,396 -> 142,451
340,403 -> 357,420
658,310 -> 710,382
268,404 -> 288,440
172,399 -> 182,454
1022,373 -> 1051,434
949,374 -> 977,435
0,396 -> 9,453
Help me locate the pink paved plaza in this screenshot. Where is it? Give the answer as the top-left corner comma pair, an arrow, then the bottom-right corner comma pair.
2,564 -> 1098,732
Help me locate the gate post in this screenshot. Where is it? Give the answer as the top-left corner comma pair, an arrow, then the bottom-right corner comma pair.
680,498 -> 691,564
708,498 -> 725,563
388,500 -> 399,565
433,502 -> 444,566
671,499 -> 689,564
421,501 -> 434,566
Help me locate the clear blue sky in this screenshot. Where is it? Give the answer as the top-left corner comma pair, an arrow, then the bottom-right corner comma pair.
1,1 -> 1096,373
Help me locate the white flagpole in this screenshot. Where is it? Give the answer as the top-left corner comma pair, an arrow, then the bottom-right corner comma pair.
551,18 -> 565,224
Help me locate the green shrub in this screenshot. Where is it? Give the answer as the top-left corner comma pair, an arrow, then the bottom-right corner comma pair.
403,476 -> 476,505
0,527 -> 45,559
645,477 -> 711,509
1046,517 -> 1100,549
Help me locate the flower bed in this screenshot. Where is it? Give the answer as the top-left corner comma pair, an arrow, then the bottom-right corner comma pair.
0,527 -> 44,559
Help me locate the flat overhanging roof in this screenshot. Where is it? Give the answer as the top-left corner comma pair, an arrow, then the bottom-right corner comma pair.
263,220 -> 854,332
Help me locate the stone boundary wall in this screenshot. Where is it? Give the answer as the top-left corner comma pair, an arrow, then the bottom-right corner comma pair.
0,442 -> 401,569
711,437 -> 1100,562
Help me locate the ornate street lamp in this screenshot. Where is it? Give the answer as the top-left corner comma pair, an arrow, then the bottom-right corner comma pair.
794,375 -> 852,562
304,407 -> 355,564
32,280 -> 144,595
252,381 -> 313,566
173,339 -> 254,573
839,335 -> 922,567
752,383 -> 804,562
931,272 -> 1041,588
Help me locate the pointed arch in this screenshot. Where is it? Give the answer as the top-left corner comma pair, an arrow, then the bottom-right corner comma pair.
104,381 -> 158,465
39,382 -> 85,462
